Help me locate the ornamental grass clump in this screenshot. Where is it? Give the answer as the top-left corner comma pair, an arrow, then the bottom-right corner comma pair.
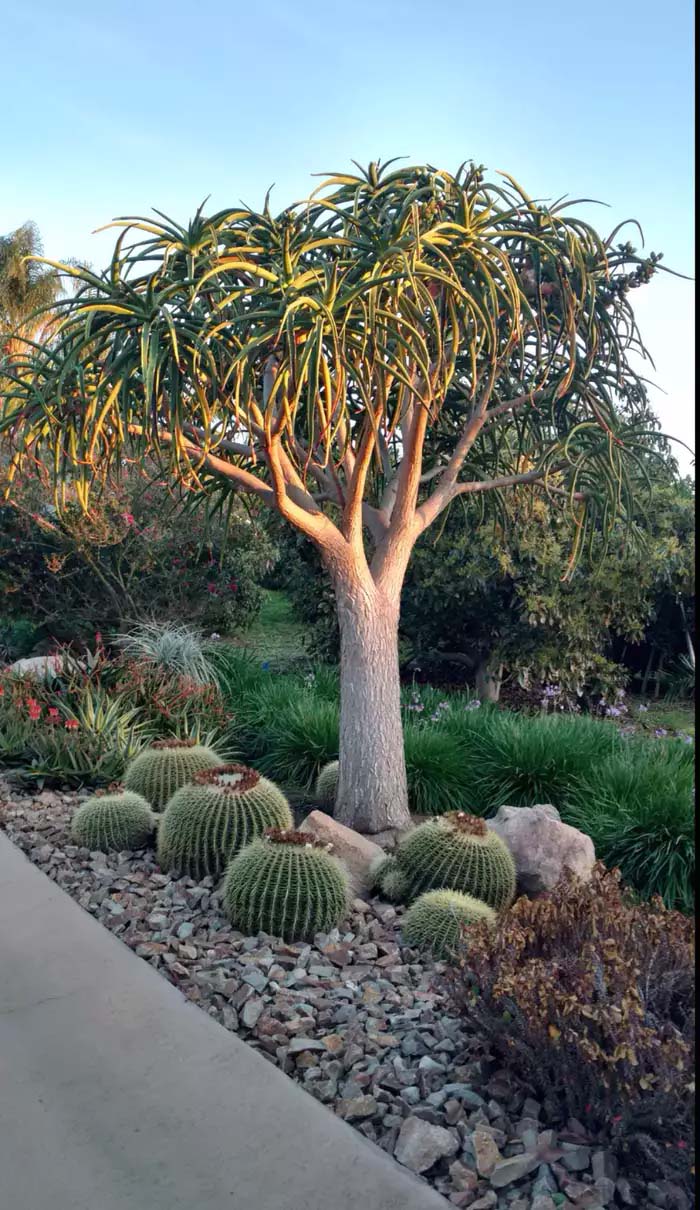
394,812 -> 516,910
223,827 -> 349,942
71,786 -> 156,851
403,889 -> 496,960
124,738 -> 221,810
157,764 -> 292,880
444,864 -> 695,1192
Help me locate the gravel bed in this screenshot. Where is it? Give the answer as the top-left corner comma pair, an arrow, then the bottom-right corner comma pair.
0,781 -> 688,1210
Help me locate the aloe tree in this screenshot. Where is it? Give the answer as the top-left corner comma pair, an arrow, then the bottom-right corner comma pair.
0,161 -> 674,831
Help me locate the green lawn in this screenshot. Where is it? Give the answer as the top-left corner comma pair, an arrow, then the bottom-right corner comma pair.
232,590 -> 309,665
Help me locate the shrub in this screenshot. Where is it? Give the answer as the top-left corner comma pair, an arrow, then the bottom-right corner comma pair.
444,864 -> 695,1190
0,616 -> 40,661
402,889 -> 496,960
254,698 -> 339,791
157,764 -> 293,880
71,787 -> 156,851
404,724 -> 473,814
394,813 -> 516,910
114,621 -> 215,685
124,739 -> 222,810
564,740 -> 695,913
0,675 -> 151,786
222,827 -> 349,941
0,464 -> 275,644
469,711 -> 623,810
315,760 -> 339,808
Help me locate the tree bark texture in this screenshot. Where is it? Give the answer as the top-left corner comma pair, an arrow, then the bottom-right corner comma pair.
475,657 -> 503,704
333,573 -> 411,834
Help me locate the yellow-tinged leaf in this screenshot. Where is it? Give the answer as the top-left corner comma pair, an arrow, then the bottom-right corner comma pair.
548,1025 -> 561,1040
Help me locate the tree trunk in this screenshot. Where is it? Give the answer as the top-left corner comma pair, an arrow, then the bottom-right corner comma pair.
333,574 -> 411,834
475,656 -> 503,704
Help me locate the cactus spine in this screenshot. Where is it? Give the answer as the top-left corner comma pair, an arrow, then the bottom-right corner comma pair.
157,764 -> 292,880
223,828 -> 349,942
402,889 -> 496,960
314,760 -> 339,808
124,739 -> 221,810
71,787 -> 156,852
394,812 -> 516,911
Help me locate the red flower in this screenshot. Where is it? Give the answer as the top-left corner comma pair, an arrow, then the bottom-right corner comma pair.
48,707 -> 60,722
228,580 -> 238,593
121,512 -> 135,526
27,698 -> 42,721
206,582 -> 219,595
64,718 -> 80,731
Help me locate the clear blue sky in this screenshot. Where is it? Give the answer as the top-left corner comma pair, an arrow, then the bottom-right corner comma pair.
2,0 -> 694,470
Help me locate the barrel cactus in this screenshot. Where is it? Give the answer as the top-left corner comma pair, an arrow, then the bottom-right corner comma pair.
71,787 -> 156,852
315,760 -> 339,808
370,853 -> 410,903
402,889 -> 497,960
157,764 -> 293,880
394,812 -> 516,911
124,739 -> 221,810
223,827 -> 349,941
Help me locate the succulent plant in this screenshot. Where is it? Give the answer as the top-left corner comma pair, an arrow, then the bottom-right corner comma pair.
124,739 -> 221,810
394,812 -> 516,911
71,786 -> 156,852
402,889 -> 497,960
315,760 -> 339,808
369,853 -> 410,903
222,827 -> 349,942
157,764 -> 293,880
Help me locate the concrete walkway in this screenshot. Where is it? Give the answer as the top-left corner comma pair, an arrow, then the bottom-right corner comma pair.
0,832 -> 447,1209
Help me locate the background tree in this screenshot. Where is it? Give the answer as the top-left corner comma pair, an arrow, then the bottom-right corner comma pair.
1,161 -> 676,832
0,223 -> 62,366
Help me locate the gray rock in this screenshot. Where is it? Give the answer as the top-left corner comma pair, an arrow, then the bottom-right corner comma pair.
241,997 -> 264,1029
592,1151 -> 618,1183
470,1193 -> 497,1210
336,1095 -> 378,1120
241,967 -> 268,992
287,1036 -> 327,1054
394,1116 -> 459,1174
487,803 -> 594,893
490,1152 -> 541,1187
448,1160 -> 478,1192
560,1143 -> 591,1172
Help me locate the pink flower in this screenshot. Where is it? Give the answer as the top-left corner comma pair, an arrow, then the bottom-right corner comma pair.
64,718 -> 80,731
48,707 -> 60,722
121,512 -> 135,526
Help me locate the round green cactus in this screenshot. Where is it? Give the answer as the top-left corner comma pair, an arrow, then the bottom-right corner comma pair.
402,889 -> 497,960
223,827 -> 349,942
394,812 -> 516,911
369,853 -> 410,903
157,764 -> 293,880
314,760 -> 339,808
124,739 -> 221,810
71,787 -> 156,852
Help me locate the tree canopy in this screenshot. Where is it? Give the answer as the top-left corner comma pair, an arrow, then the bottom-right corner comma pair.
0,160 -> 680,831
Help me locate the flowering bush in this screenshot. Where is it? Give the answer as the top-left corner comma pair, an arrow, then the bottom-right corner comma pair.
0,674 -> 149,785
445,864 -> 695,1190
0,463 -> 277,643
0,644 -> 235,785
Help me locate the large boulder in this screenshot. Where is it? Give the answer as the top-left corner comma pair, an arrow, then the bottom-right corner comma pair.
298,810 -> 384,896
486,804 -> 595,895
